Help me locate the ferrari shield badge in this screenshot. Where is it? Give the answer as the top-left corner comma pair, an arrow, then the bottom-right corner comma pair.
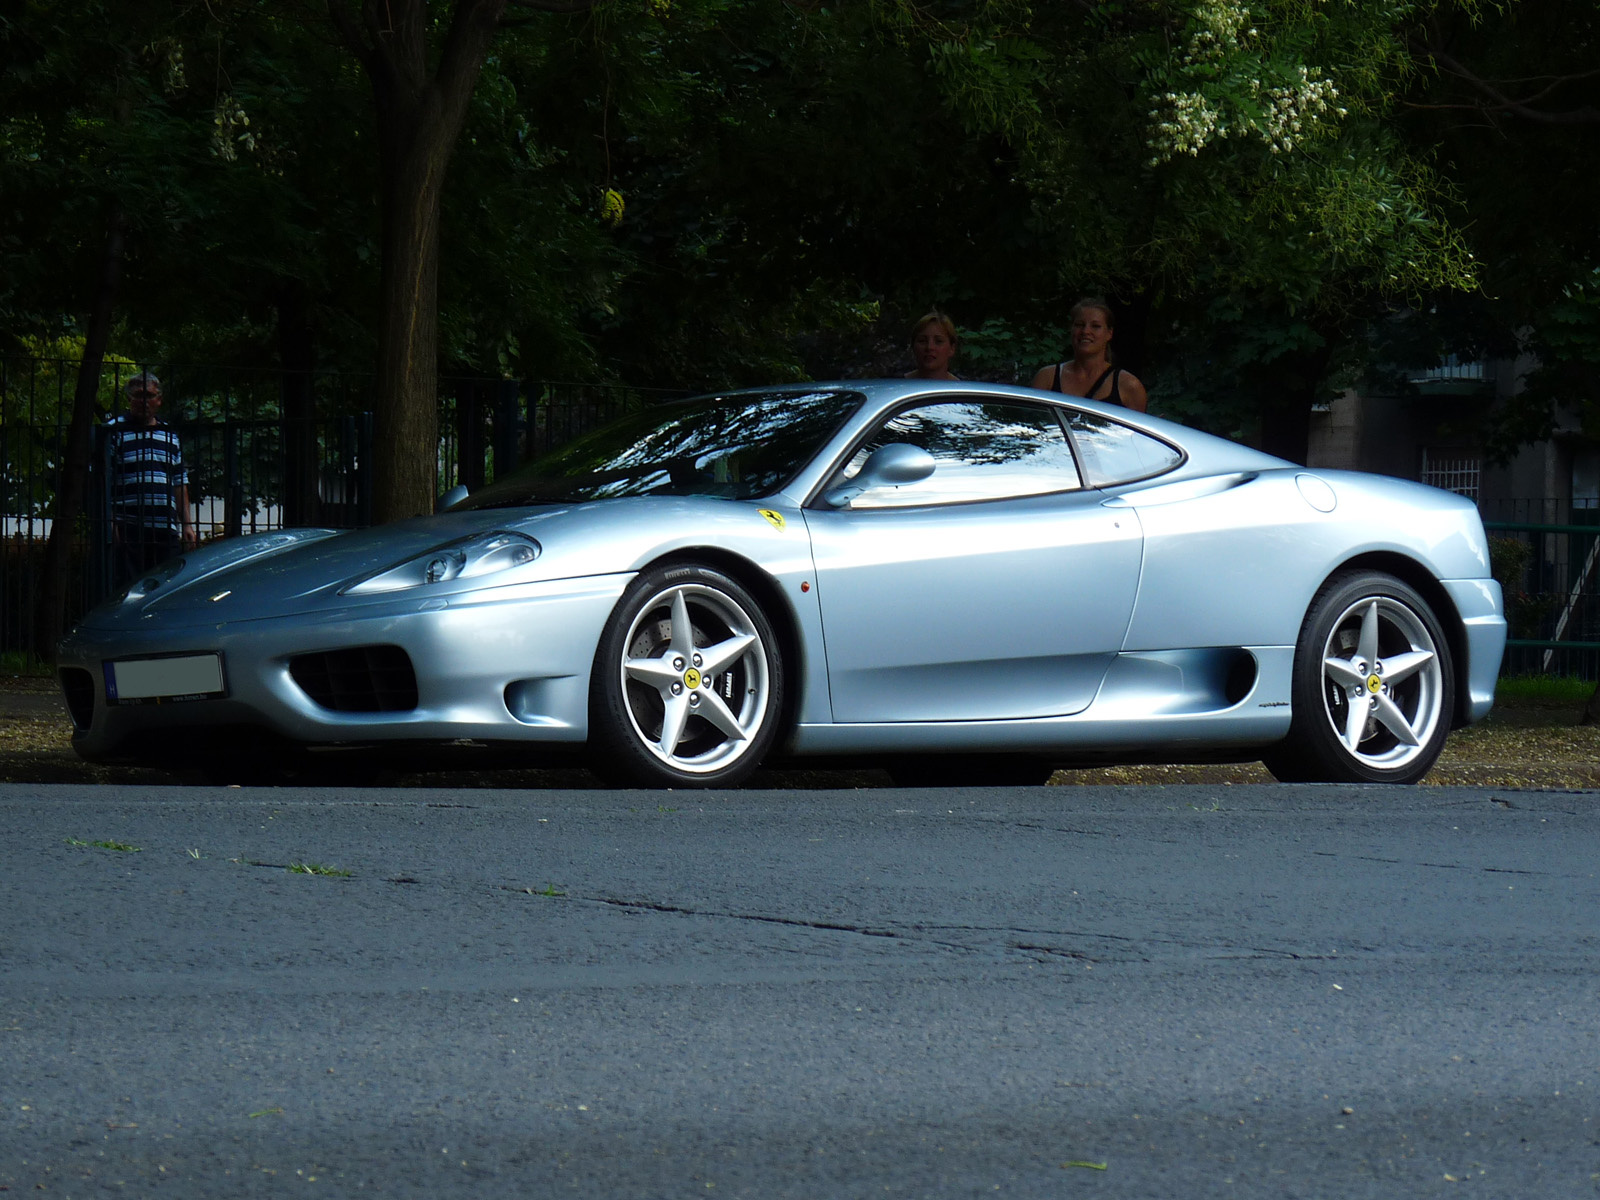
758,509 -> 787,531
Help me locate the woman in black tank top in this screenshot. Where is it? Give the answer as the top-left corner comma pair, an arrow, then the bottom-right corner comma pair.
1029,298 -> 1148,412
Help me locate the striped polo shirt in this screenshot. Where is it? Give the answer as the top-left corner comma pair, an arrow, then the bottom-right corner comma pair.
106,415 -> 188,533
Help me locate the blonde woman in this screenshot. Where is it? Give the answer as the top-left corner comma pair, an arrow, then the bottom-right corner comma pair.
905,311 -> 961,380
1031,298 -> 1148,412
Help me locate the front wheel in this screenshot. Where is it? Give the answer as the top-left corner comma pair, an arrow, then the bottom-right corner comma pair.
1264,571 -> 1455,784
588,564 -> 784,787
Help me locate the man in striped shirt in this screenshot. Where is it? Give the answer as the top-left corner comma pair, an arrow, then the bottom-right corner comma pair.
105,371 -> 195,584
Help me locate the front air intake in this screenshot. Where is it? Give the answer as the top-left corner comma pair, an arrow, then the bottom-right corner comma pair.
289,646 -> 418,713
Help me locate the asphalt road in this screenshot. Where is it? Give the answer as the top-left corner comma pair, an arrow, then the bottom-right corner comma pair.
2,782 -> 1597,1198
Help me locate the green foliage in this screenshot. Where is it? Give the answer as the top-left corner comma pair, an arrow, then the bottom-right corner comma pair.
923,36 -> 1048,137
1481,269 -> 1600,462
1143,297 -> 1353,438
288,862 -> 353,878
1487,534 -> 1530,592
66,837 -> 141,852
0,1 -> 378,370
0,0 -> 1506,446
1397,0 -> 1600,463
1495,674 -> 1599,706
1487,533 -> 1560,639
1,338 -> 136,426
0,337 -> 140,516
958,317 -> 1068,384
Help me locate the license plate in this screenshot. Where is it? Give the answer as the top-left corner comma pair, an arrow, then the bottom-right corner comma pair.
105,654 -> 226,703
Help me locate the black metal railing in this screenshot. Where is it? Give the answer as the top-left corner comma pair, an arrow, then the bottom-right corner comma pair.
1484,510 -> 1600,680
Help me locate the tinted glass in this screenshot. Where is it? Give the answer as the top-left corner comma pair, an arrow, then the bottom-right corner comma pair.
1065,409 -> 1182,486
836,400 -> 1081,507
459,389 -> 862,507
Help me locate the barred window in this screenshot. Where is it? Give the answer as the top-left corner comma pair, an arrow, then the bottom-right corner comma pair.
1410,355 -> 1486,384
1419,448 -> 1480,500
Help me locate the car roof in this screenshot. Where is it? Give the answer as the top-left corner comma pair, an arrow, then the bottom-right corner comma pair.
713,379 -> 1293,505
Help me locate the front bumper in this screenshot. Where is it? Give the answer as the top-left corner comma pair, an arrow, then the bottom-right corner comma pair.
57,573 -> 631,762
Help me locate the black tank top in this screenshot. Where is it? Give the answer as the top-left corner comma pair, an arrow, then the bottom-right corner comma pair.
1052,362 -> 1122,406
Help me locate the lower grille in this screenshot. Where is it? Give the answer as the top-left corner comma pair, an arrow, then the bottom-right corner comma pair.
59,668 -> 95,729
289,646 -> 418,713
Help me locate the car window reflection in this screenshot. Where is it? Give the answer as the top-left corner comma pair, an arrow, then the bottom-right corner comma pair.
459,390 -> 862,507
1065,410 -> 1183,486
837,401 -> 1082,508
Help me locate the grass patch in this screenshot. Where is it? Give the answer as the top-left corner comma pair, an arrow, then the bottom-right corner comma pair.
1496,675 -> 1596,706
287,861 -> 352,877
506,883 -> 566,897
66,837 -> 141,852
0,650 -> 50,678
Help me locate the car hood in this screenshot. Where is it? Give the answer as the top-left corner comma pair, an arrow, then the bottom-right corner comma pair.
71,496 -> 807,631
76,509 -> 572,630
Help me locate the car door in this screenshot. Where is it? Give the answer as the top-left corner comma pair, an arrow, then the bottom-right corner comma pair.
802,397 -> 1144,722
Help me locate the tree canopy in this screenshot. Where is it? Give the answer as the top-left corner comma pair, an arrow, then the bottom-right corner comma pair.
2,0 -> 1591,479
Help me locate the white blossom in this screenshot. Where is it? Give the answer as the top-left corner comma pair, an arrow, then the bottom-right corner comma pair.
1180,0 -> 1256,65
1254,65 -> 1339,155
210,95 -> 257,162
1146,23 -> 1346,166
1148,90 -> 1226,160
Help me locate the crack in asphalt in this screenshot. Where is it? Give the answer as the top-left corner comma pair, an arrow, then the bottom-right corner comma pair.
583,894 -> 916,942
1310,851 -> 1543,875
1008,943 -> 1094,962
215,865 -> 1368,967
519,894 -> 1352,965
974,820 -> 1111,838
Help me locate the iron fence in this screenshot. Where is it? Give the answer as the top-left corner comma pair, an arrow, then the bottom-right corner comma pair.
1,356 -> 684,659
1483,507 -> 1600,681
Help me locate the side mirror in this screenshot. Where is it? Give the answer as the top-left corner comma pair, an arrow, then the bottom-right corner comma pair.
822,442 -> 936,508
437,483 -> 469,512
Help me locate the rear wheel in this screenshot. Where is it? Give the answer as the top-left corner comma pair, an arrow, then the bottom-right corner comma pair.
1264,570 -> 1454,784
588,564 -> 784,787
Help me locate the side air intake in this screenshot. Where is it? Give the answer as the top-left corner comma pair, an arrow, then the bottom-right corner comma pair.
59,668 -> 96,730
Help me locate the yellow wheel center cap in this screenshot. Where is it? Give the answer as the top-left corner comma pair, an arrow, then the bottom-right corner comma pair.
1367,674 -> 1382,693
684,667 -> 702,689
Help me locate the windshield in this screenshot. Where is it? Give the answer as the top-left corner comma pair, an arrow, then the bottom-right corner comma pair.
458,389 -> 862,507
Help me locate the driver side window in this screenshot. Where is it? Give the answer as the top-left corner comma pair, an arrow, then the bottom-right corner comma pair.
835,400 -> 1082,508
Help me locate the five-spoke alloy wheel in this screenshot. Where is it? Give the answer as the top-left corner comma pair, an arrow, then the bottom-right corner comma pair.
589,563 -> 784,787
1265,570 -> 1455,784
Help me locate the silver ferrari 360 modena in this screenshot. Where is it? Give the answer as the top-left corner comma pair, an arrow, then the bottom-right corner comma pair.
58,381 -> 1505,787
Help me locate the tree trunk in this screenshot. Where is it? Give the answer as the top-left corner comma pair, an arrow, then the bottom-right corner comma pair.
277,280 -> 320,526
32,204 -> 125,663
370,94 -> 450,522
1260,395 -> 1313,465
1259,338 -> 1335,465
329,0 -> 512,524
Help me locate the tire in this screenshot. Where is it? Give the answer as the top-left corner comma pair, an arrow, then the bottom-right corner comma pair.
886,755 -> 1056,787
588,563 -> 785,787
1263,570 -> 1455,784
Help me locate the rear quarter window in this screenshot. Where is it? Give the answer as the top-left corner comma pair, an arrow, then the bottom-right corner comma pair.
1065,409 -> 1183,486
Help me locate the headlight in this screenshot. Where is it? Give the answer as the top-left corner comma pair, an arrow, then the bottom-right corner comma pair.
342,531 -> 541,595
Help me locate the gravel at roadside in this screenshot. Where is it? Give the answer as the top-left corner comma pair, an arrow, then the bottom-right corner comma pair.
5,673 -> 1596,790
